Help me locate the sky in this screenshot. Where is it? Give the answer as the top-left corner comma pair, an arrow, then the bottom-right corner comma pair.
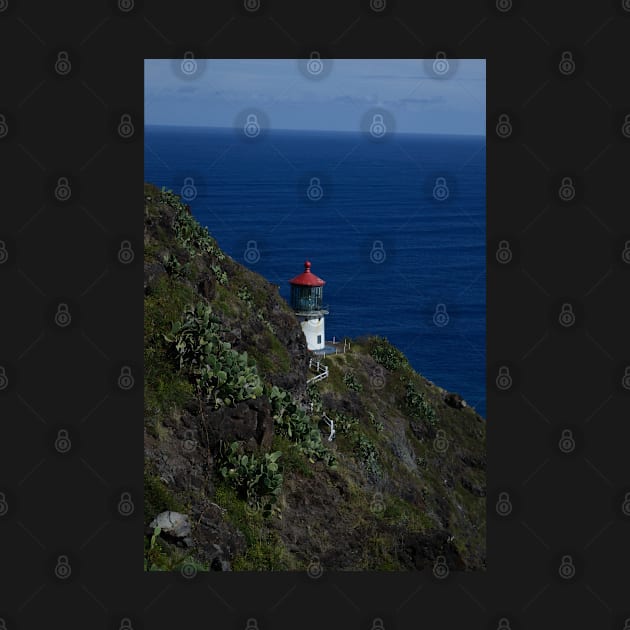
144,58 -> 485,136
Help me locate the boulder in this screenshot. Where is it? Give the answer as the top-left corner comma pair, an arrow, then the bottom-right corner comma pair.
444,392 -> 467,409
149,511 -> 193,547
201,397 -> 273,452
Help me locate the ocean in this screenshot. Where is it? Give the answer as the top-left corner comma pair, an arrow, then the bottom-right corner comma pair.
144,125 -> 486,418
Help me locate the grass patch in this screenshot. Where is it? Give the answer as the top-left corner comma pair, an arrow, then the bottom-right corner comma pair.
213,483 -> 291,570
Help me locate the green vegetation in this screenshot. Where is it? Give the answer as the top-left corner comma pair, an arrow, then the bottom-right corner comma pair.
369,336 -> 408,371
144,183 -> 486,572
268,385 -> 336,467
405,380 -> 438,427
214,484 -> 293,570
164,302 -> 263,408
343,370 -> 363,392
353,433 -> 382,482
217,441 -> 283,517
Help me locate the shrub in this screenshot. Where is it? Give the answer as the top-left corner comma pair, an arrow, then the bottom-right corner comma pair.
333,412 -> 359,436
343,370 -> 363,392
164,302 -> 263,408
353,434 -> 381,482
268,385 -> 336,467
368,411 -> 384,433
217,441 -> 283,517
405,381 -> 438,427
370,337 -> 407,371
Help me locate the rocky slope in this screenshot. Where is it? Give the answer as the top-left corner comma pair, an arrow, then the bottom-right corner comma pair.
143,182 -> 486,572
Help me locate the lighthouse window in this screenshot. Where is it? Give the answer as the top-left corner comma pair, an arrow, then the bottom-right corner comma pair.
317,335 -> 322,344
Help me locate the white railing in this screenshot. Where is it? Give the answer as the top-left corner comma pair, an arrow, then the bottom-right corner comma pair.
307,358 -> 329,384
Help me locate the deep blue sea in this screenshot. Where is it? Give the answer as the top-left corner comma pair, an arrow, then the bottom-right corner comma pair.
145,125 -> 486,418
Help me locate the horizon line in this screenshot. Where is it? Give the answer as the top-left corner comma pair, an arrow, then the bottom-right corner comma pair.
144,123 -> 486,138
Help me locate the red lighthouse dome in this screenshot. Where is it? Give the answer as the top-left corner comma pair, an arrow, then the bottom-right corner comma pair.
289,260 -> 325,287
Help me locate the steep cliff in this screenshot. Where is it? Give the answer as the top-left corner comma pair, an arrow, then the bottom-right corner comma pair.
143,182 -> 486,572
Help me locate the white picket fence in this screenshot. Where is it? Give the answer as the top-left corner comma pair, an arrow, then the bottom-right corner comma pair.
307,358 -> 329,384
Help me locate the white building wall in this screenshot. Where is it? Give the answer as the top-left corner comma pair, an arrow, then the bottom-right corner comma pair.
300,316 -> 325,350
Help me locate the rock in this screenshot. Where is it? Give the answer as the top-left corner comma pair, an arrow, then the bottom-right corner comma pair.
209,544 -> 231,571
197,273 -> 216,301
200,397 -> 273,452
144,262 -> 166,294
397,530 -> 467,571
444,392 -> 466,409
149,511 -> 193,546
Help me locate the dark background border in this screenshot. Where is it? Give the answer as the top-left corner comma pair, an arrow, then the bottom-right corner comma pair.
1,0 -> 629,628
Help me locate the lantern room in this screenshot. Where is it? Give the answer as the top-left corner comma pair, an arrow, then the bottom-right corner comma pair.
289,260 -> 329,351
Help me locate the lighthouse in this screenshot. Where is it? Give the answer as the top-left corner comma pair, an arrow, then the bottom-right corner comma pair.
289,260 -> 328,352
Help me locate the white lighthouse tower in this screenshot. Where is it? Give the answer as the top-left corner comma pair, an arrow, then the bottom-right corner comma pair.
289,260 -> 328,352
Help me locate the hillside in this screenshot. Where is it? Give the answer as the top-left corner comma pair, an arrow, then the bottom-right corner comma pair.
143,182 -> 486,572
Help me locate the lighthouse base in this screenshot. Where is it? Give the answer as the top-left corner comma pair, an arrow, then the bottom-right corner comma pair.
298,315 -> 325,351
